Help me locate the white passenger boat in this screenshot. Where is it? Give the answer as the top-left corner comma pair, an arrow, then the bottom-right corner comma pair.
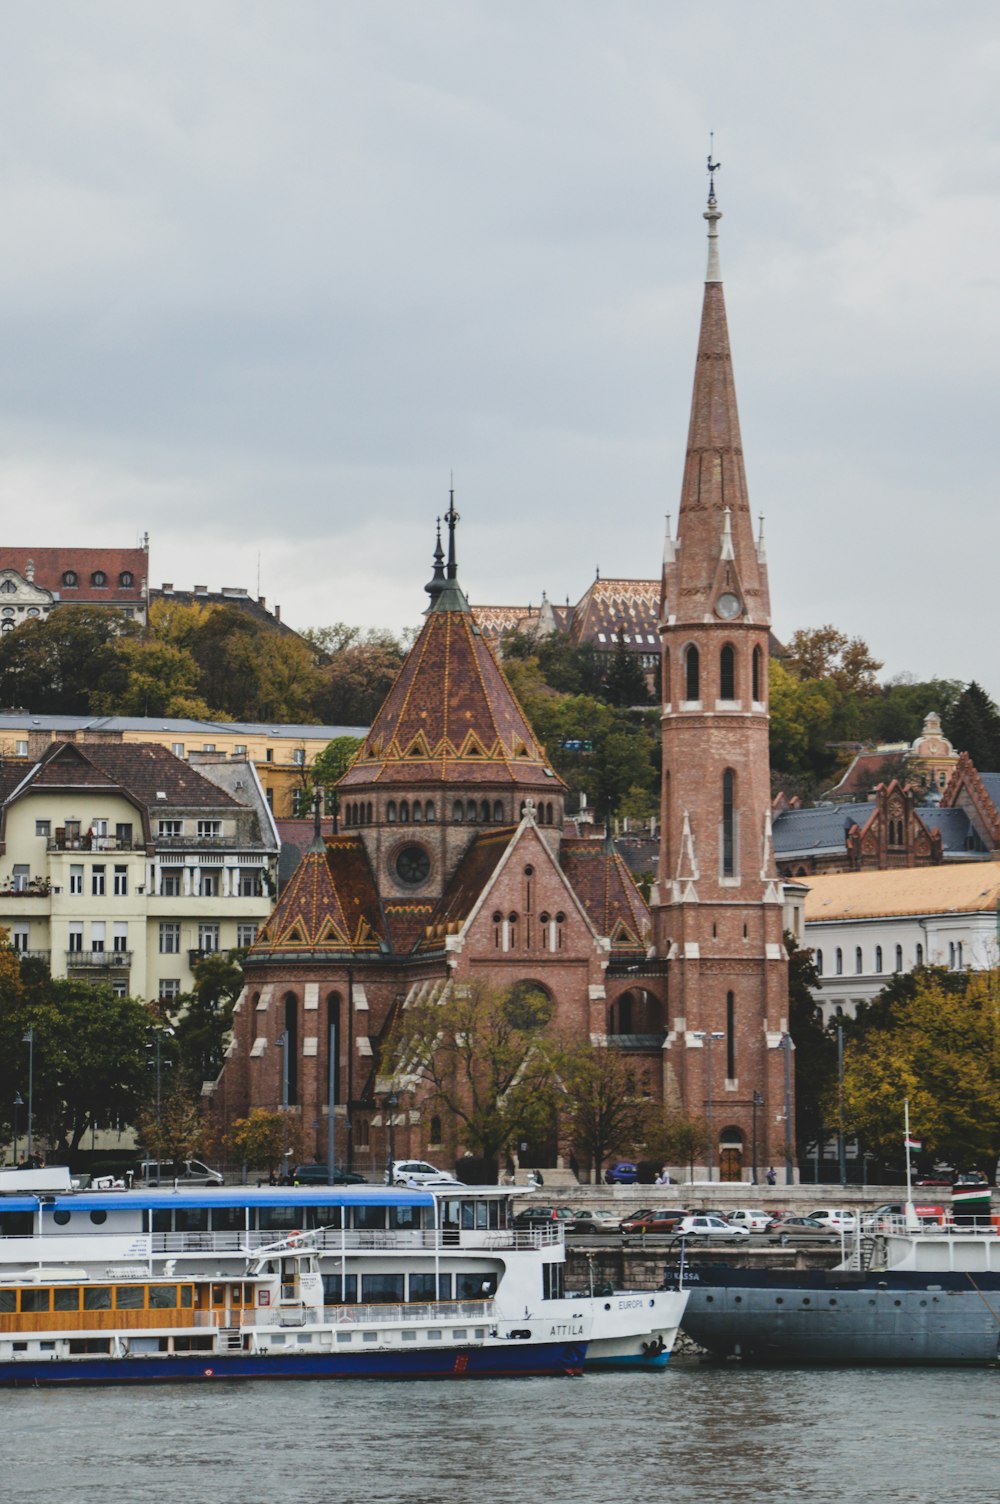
0,1171 -> 686,1385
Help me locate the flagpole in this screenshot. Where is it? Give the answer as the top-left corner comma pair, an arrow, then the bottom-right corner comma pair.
904,1098 -> 916,1227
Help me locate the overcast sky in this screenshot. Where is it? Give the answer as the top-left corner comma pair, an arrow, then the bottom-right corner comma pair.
2,3 -> 998,700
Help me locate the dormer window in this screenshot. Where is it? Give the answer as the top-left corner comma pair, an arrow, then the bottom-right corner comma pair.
63,570 -> 78,587
119,570 -> 134,587
91,570 -> 107,587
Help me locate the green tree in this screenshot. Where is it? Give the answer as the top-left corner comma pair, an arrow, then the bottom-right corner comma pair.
944,682 -> 1000,771
652,1110 -> 711,1183
786,934 -> 836,1164
0,607 -> 138,715
171,952 -> 246,1090
383,980 -> 563,1162
92,637 -> 207,718
308,626 -> 408,725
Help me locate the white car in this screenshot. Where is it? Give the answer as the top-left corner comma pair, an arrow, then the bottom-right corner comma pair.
726,1208 -> 771,1233
809,1207 -> 857,1233
676,1214 -> 750,1241
385,1159 -> 461,1187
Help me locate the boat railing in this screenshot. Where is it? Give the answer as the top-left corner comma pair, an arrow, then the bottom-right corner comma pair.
145,1225 -> 559,1256
241,1298 -> 495,1331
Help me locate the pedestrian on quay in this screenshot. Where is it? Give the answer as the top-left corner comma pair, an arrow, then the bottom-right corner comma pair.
765,1166 -> 776,1186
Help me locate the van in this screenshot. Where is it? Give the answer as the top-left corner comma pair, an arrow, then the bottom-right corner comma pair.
135,1159 -> 223,1186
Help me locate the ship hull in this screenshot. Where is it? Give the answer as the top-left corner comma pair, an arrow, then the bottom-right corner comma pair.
681,1267 -> 1000,1366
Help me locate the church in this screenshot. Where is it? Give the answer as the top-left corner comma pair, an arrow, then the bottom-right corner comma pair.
215,173 -> 792,1182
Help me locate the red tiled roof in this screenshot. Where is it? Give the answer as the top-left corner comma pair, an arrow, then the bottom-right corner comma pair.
0,547 -> 147,605
561,838 -> 651,951
419,827 -> 519,949
568,579 -> 660,651
22,741 -> 238,810
251,836 -> 385,954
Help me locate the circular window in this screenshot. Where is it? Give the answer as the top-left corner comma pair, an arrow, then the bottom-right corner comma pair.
53,1209 -> 71,1226
63,571 -> 78,586
395,844 -> 430,885
26,607 -> 40,617
2,607 -> 14,617
119,571 -> 134,587
89,1209 -> 108,1226
91,571 -> 107,587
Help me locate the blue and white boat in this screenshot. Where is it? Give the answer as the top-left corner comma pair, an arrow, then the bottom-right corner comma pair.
0,1170 -> 686,1385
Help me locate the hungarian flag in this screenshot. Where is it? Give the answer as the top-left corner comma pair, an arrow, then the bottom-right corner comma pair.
905,1136 -> 922,1150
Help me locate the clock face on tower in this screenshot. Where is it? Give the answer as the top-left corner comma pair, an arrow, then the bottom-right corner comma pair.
716,591 -> 741,620
395,844 -> 431,885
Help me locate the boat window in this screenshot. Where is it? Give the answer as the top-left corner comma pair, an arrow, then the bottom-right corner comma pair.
437,1274 -> 453,1299
53,1287 -> 80,1312
52,1209 -> 71,1226
0,1212 -> 33,1237
149,1285 -> 179,1309
115,1285 -> 145,1309
20,1288 -> 51,1312
152,1210 -> 173,1233
89,1210 -> 108,1226
457,1272 -> 496,1299
322,1274 -> 357,1304
180,1286 -> 193,1308
476,1203 -> 489,1230
210,1208 -> 246,1232
174,1208 -> 209,1233
306,1206 -> 342,1231
257,1206 -> 301,1231
408,1273 -> 437,1301
362,1274 -> 405,1303
460,1202 -> 476,1230
389,1205 -> 421,1231
83,1286 -> 112,1310
0,1291 -> 14,1312
353,1205 -> 387,1231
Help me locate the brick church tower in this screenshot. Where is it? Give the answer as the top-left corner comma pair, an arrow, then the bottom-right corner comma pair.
653,167 -> 792,1180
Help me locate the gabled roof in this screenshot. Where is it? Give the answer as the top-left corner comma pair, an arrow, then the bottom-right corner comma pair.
418,826 -> 520,949
824,749 -> 908,802
14,741 -> 238,810
561,837 -> 651,952
772,798 -> 973,861
568,578 -> 660,651
250,836 -> 385,955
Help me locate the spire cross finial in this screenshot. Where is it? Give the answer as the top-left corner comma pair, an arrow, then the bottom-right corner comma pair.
703,138 -> 723,282
444,486 -> 460,581
707,133 -> 721,201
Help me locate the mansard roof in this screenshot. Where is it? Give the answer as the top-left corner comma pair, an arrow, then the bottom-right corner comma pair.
561,837 -> 651,952
772,796 -> 972,862
249,836 -> 386,955
0,546 -> 147,605
567,578 -> 660,652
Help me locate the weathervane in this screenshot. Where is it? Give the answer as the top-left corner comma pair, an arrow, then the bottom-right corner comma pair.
707,132 -> 720,199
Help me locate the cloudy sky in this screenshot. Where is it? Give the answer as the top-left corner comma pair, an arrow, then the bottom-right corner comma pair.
2,3 -> 998,698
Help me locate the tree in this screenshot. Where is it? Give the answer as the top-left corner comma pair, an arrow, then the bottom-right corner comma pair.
309,627 -> 408,725
560,1042 -> 660,1182
838,969 -> 1000,1172
383,980 -> 563,1162
226,1107 -> 304,1178
0,606 -> 138,715
653,1110 -> 711,1183
944,682 -> 1000,771
92,637 -> 207,718
135,1088 -> 209,1165
784,625 -> 882,694
786,934 -> 836,1164
171,952 -> 246,1090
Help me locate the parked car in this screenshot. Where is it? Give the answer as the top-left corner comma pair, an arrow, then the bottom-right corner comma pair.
604,1161 -> 638,1184
808,1208 -> 857,1233
725,1208 -> 772,1233
565,1209 -> 621,1235
135,1159 -> 223,1187
621,1208 -> 690,1237
385,1159 -> 461,1187
767,1215 -> 839,1245
291,1164 -> 367,1186
676,1214 -> 750,1241
953,1171 -> 989,1188
513,1206 -> 575,1228
915,1172 -> 954,1187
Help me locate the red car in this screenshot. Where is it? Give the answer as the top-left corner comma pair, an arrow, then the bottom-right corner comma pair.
620,1208 -> 691,1237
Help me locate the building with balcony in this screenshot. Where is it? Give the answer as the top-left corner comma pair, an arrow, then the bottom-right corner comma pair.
0,741 -> 278,999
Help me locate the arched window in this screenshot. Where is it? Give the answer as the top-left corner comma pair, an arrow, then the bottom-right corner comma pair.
507,911 -> 519,949
916,942 -> 924,966
720,644 -> 736,700
752,645 -> 762,702
386,800 -> 397,823
91,570 -> 107,587
835,947 -> 843,976
726,991 -> 735,1078
119,571 -> 134,587
425,801 -> 435,822
453,800 -> 464,823
281,992 -> 298,1105
894,944 -> 903,972
399,800 -> 410,824
355,1119 -> 369,1149
956,941 -> 964,968
815,949 -> 823,976
493,800 -> 503,823
62,570 -> 78,587
685,644 -> 700,701
855,946 -> 863,974
492,911 -> 503,949
429,1115 -> 442,1146
480,800 -> 490,824
663,648 -> 671,705
722,769 -> 735,877
326,992 -> 342,1103
875,945 -> 883,973
466,800 -> 477,823
0,580 -> 15,595
411,800 -> 422,823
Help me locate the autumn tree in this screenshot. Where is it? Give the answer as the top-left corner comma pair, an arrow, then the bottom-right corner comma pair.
559,1042 -> 660,1183
786,935 -> 837,1164
0,607 -> 138,715
838,968 -> 1000,1173
306,625 -> 409,725
383,980 -> 563,1162
135,1089 -> 209,1165
784,625 -> 882,694
226,1107 -> 304,1178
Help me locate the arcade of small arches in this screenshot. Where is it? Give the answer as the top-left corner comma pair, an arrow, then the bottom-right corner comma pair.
664,641 -> 766,707
342,797 -> 559,828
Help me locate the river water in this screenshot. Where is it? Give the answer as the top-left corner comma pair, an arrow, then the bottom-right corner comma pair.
2,1363 -> 996,1504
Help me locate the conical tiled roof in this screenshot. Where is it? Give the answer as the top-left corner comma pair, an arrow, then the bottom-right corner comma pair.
339,509 -> 563,795
561,837 -> 651,953
250,836 -> 385,955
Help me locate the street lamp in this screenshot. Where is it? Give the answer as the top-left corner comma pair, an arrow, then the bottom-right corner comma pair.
751,1090 -> 763,1185
692,1030 -> 725,1181
837,1022 -> 847,1188
779,1032 -> 794,1185
277,1030 -> 290,1182
384,1091 -> 398,1182
145,1026 -> 174,1188
22,1028 -> 34,1164
12,1092 -> 23,1166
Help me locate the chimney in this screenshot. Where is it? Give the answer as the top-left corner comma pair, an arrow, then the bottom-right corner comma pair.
194,585 -> 208,596
274,604 -> 281,622
162,583 -> 173,594
258,596 -> 266,609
